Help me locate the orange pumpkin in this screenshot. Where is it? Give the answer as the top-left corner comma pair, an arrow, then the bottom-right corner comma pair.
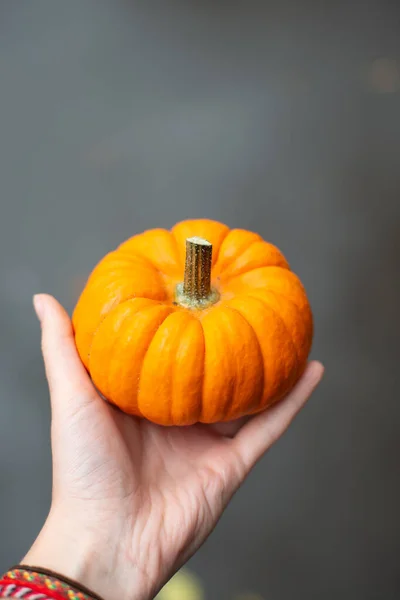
73,219 -> 313,425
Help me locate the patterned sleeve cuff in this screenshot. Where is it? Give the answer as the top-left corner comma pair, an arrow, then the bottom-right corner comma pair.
0,567 -> 104,600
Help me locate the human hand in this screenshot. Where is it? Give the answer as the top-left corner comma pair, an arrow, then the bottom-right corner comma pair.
24,295 -> 324,600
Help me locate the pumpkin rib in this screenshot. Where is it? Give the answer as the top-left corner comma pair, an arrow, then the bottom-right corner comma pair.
87,294 -> 169,365
220,301 -> 267,412
91,301 -> 176,416
224,266 -> 308,311
150,311 -> 187,425
73,255 -> 168,368
123,253 -> 163,280
170,226 -> 186,265
269,285 -> 308,313
225,294 -> 300,407
171,219 -> 231,267
217,240 -> 290,282
216,307 -> 238,420
223,264 -> 291,286
135,311 -> 172,423
118,229 -> 182,278
115,247 -> 161,272
122,302 -> 176,417
243,293 -> 300,376
137,310 -> 200,424
199,318 -> 208,423
220,304 -> 265,415
210,226 -> 231,266
74,252 -> 170,368
86,293 -> 131,365
199,304 -> 264,422
100,305 -> 129,409
198,308 -> 235,422
214,230 -> 263,276
215,238 -> 263,279
246,288 -> 313,363
169,225 -> 184,269
86,251 -> 156,284
171,313 -> 204,425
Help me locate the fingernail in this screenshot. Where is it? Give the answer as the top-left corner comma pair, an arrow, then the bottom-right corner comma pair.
33,294 -> 45,322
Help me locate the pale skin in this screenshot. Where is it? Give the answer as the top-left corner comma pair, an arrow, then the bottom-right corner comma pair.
24,294 -> 324,600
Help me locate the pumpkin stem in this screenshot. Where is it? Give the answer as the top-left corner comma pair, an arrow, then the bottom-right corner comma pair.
175,237 -> 219,309
184,237 -> 212,300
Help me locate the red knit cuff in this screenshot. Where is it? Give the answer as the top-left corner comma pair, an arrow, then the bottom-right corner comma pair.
0,567 -> 104,600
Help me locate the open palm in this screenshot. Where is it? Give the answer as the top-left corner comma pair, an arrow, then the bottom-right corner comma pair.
24,295 -> 323,600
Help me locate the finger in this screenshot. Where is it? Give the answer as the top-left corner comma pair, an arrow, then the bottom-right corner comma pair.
33,294 -> 96,412
208,416 -> 250,438
231,361 -> 324,471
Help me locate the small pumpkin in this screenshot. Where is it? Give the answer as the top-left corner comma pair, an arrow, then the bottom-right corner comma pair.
73,219 -> 313,426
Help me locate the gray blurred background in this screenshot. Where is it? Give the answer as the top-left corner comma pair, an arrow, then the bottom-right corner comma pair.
1,1 -> 399,598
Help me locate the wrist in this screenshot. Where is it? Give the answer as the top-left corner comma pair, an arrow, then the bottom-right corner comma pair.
2,566 -> 104,600
22,508 -> 148,600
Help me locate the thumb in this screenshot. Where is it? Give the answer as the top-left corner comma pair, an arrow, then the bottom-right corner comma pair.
231,361 -> 324,471
33,294 -> 96,414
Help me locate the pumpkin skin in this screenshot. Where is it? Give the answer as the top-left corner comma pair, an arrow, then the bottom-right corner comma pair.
72,219 -> 313,426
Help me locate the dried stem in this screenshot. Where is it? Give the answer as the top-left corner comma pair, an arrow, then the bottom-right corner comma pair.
175,236 -> 219,309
